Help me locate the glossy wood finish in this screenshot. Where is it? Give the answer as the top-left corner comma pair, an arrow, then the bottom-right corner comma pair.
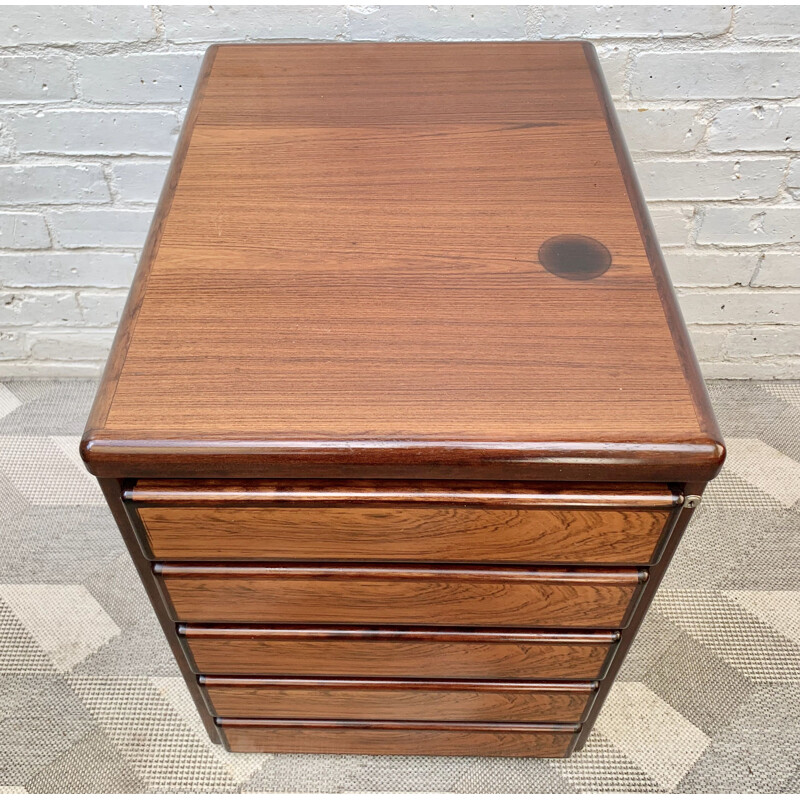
582,45 -> 720,459
96,479 -> 221,743
81,42 -> 725,757
134,482 -> 676,564
129,479 -> 680,507
139,505 -> 670,564
202,676 -> 596,722
220,719 -> 579,757
181,625 -> 619,680
158,564 -> 646,628
575,479 -> 707,749
81,42 -> 724,484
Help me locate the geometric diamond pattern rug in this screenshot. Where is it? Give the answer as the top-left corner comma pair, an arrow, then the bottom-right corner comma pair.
0,379 -> 798,793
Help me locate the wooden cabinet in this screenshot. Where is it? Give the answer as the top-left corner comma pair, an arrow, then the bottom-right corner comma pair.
180,625 -> 619,680
156,563 -> 646,628
130,480 -> 680,564
220,720 -> 581,758
82,42 -> 724,757
201,677 -> 597,723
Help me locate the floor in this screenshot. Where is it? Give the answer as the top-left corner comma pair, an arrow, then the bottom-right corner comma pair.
0,379 -> 798,793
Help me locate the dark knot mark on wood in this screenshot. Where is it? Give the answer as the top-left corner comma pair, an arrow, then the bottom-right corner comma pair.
538,235 -> 612,281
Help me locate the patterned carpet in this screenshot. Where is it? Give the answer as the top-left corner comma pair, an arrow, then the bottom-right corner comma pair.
0,379 -> 798,793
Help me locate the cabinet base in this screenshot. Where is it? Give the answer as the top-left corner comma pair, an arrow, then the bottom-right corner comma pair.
218,718 -> 580,757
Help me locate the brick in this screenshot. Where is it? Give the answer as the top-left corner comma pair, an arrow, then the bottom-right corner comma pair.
0,330 -> 26,360
0,291 -> 81,327
686,325 -> 728,361
0,164 -> 110,205
708,104 -> 800,152
664,250 -> 758,287
0,212 -> 50,249
538,5 -> 731,38
788,160 -> 800,200
697,206 -> 800,246
687,322 -> 800,362
619,108 -> 705,153
48,208 -> 153,249
0,6 -> 156,45
27,329 -> 116,360
349,6 -> 526,40
77,53 -> 205,104
8,110 -> 180,156
632,52 -> 800,100
109,161 -> 170,203
752,253 -> 800,287
1,361 -> 105,376
677,289 -> 800,324
596,47 -> 627,99
0,56 -> 74,104
0,119 -> 13,160
164,5 -> 347,43
649,205 -> 695,247
726,326 -> 800,359
636,158 -> 786,201
736,7 -> 800,38
76,291 -> 129,326
0,252 -> 137,288
701,359 -> 800,379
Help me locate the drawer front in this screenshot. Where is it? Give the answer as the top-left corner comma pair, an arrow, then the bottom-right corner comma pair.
138,506 -> 672,564
158,564 -> 646,628
220,719 -> 579,757
203,677 -> 596,722
130,480 -> 678,565
182,625 -> 618,680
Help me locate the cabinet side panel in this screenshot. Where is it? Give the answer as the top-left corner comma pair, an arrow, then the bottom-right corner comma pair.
96,477 -> 220,743
575,483 -> 706,748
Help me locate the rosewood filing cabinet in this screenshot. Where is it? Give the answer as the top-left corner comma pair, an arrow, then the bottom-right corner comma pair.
81,42 -> 725,757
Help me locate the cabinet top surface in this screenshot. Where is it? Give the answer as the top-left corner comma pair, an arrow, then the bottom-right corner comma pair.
83,43 -> 723,481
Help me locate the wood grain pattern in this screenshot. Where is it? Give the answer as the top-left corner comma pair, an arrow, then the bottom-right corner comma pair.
181,625 -> 618,680
80,42 -> 724,484
128,479 -> 680,507
79,41 -> 725,758
130,479 -> 678,564
202,676 -> 596,722
138,505 -> 671,564
158,564 -> 645,628
582,45 -> 722,458
81,47 -> 218,454
219,718 -> 579,757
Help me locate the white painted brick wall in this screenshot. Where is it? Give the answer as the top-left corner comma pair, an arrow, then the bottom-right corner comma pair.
8,109 -> 181,155
0,5 -> 798,378
0,55 -> 75,103
0,164 -> 110,204
348,6 -> 527,40
631,51 -> 800,100
697,207 -> 800,245
76,53 -> 206,103
708,105 -> 800,152
0,212 -> 50,249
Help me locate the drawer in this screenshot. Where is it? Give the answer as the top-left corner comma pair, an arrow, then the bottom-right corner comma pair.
128,480 -> 679,565
158,564 -> 646,628
202,676 -> 597,722
182,625 -> 619,680
219,719 -> 580,757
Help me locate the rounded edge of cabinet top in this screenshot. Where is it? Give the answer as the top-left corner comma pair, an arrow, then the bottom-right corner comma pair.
81,42 -> 724,483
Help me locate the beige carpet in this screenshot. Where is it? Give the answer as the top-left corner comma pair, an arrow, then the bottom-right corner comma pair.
0,379 -> 798,792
